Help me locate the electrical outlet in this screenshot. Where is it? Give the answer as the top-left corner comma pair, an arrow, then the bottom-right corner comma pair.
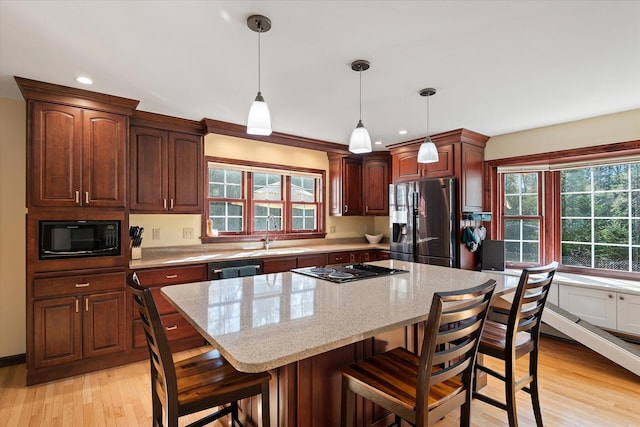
330,225 -> 336,233
152,228 -> 160,240
183,227 -> 194,239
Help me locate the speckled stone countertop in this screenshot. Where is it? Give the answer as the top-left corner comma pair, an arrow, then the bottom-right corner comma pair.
161,259 -> 519,373
130,241 -> 390,269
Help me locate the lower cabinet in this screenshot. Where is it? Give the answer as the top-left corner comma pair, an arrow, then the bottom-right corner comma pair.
33,291 -> 126,369
29,271 -> 127,384
132,264 -> 207,352
558,284 -> 640,335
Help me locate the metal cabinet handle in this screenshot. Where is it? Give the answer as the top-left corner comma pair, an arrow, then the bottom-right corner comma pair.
75,299 -> 79,313
165,325 -> 178,331
163,199 -> 167,209
365,205 -> 369,213
619,295 -> 625,301
85,298 -> 89,312
75,191 -> 80,204
344,204 -> 348,213
75,282 -> 90,288
85,191 -> 89,204
166,274 -> 178,279
170,199 -> 174,209
608,294 -> 613,298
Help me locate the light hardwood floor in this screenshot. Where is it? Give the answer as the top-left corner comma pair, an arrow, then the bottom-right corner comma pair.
1,336 -> 638,426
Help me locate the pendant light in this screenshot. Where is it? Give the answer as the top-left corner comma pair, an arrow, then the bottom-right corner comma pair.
348,60 -> 372,154
417,88 -> 439,163
247,15 -> 272,136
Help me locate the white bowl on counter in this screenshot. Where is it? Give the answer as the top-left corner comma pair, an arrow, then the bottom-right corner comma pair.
365,233 -> 383,244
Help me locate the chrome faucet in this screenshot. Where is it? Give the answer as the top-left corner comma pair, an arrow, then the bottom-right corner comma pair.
265,215 -> 275,249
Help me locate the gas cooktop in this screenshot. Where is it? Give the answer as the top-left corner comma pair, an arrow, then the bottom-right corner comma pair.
291,263 -> 408,283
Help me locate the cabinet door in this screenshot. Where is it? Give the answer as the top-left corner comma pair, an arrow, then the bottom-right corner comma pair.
30,102 -> 82,207
343,157 -> 363,215
558,285 -> 617,329
423,143 -> 454,179
391,149 -> 421,183
83,291 -> 126,359
363,159 -> 389,215
82,110 -> 127,207
460,143 -> 484,212
617,293 -> 640,335
33,296 -> 82,368
168,132 -> 203,213
129,126 -> 168,211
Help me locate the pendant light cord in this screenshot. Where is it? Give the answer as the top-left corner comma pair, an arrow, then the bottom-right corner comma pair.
257,27 -> 262,93
359,69 -> 362,120
426,91 -> 430,136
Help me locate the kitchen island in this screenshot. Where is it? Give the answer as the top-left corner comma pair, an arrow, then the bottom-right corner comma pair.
161,260 -> 518,426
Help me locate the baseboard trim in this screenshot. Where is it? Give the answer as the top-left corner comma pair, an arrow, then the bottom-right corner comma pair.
0,353 -> 26,368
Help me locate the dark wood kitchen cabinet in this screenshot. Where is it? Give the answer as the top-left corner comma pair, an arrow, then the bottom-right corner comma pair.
329,152 -> 390,216
29,270 -> 127,383
391,142 -> 454,182
16,77 -> 138,209
363,153 -> 390,216
129,111 -> 204,213
131,265 -> 206,354
329,154 -> 363,215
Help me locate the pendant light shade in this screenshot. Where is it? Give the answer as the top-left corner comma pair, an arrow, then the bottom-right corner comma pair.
349,60 -> 372,154
417,88 -> 439,164
247,15 -> 272,136
247,91 -> 272,135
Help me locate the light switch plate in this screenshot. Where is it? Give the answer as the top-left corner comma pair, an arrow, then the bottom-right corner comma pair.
183,227 -> 194,239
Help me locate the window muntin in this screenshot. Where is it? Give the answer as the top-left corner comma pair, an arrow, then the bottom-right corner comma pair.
205,160 -> 324,239
560,163 -> 639,272
503,173 -> 541,264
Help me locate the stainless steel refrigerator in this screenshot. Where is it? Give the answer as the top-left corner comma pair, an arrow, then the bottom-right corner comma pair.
389,178 -> 458,267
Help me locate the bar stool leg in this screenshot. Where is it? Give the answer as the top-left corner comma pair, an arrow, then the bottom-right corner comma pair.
506,355 -> 519,427
530,349 -> 543,427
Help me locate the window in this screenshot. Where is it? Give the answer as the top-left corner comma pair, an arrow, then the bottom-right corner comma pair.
204,158 -> 325,241
560,163 -> 639,272
502,172 -> 541,264
493,150 -> 640,278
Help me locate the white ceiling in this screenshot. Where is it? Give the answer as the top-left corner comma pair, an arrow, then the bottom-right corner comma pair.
1,1 -> 639,149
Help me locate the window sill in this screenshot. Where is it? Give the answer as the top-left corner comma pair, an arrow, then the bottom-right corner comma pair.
201,232 -> 327,244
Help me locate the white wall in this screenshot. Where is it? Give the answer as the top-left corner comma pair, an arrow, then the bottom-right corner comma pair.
0,98 -> 26,357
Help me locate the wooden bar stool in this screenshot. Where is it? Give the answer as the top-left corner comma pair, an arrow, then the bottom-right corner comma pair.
341,280 -> 497,427
128,272 -> 271,427
473,262 -> 558,427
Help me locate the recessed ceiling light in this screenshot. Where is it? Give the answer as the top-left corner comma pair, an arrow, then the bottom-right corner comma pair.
398,130 -> 407,135
374,141 -> 382,145
76,76 -> 93,85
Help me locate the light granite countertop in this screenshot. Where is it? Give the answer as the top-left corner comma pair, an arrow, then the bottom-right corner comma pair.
161,259 -> 519,373
130,241 -> 390,270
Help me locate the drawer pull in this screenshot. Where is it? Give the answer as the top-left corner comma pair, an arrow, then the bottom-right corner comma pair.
75,299 -> 79,313
166,274 -> 178,279
75,190 -> 80,204
163,199 -> 168,209
619,295 -> 625,301
85,298 -> 89,312
170,199 -> 174,209
85,191 -> 89,204
608,294 -> 613,299
165,325 -> 178,331
75,282 -> 90,288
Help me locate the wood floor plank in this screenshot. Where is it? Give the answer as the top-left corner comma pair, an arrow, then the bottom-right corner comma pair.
0,337 -> 638,426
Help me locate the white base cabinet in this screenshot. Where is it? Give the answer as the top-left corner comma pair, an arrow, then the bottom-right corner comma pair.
617,292 -> 640,335
558,284 -> 640,335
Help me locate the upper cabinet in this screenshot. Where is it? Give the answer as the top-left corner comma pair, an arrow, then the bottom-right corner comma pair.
329,152 -> 390,216
129,111 -> 204,213
363,153 -> 390,216
389,129 -> 488,213
16,77 -> 138,209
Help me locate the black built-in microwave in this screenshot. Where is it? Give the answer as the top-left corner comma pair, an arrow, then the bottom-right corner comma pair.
39,220 -> 121,260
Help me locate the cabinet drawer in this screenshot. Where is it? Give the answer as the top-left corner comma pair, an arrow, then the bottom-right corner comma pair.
132,312 -> 201,349
328,252 -> 351,264
135,264 -> 207,286
33,271 -> 125,298
297,254 -> 328,268
131,286 -> 177,317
